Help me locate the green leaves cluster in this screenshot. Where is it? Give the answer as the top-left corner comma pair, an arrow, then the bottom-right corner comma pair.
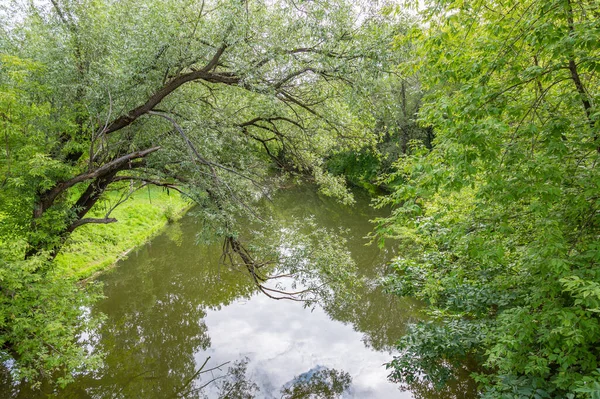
0,52 -> 105,388
378,0 -> 600,397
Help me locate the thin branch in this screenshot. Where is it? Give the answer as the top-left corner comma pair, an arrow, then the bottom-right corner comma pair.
112,176 -> 187,196
103,57 -> 238,135
565,0 -> 597,150
173,356 -> 211,398
223,236 -> 311,302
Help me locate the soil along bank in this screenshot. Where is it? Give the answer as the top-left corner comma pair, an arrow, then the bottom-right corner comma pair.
55,187 -> 191,279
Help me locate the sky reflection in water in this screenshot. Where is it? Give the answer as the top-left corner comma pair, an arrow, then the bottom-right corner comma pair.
198,288 -> 410,398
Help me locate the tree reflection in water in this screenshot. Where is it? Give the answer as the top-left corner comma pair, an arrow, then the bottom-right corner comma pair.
396,363 -> 480,399
186,361 -> 353,399
280,366 -> 352,399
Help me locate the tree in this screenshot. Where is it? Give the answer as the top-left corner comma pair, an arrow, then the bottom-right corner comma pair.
1,0 -> 398,257
325,14 -> 433,193
380,0 -> 600,397
0,51 -> 106,389
0,0 -> 397,385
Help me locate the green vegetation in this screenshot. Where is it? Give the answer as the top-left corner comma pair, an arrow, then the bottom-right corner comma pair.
378,1 -> 600,398
1,0 -> 599,397
55,187 -> 190,279
326,60 -> 431,194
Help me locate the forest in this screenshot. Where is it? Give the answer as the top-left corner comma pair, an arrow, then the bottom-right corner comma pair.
0,0 -> 599,398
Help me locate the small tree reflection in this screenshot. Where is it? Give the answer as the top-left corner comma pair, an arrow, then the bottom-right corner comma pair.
280,366 -> 352,399
392,360 -> 480,399
214,358 -> 259,399
172,357 -> 259,399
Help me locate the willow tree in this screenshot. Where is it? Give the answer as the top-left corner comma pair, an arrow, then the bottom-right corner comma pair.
0,0 -> 396,384
3,0 -> 395,255
380,0 -> 600,397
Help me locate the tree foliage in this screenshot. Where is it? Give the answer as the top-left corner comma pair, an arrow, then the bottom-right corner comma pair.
380,0 -> 600,397
0,51 -> 105,388
326,29 -> 433,193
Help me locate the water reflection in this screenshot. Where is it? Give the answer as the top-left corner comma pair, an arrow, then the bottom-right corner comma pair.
1,186 -> 474,398
281,366 -> 352,398
261,187 -> 423,353
397,361 -> 480,399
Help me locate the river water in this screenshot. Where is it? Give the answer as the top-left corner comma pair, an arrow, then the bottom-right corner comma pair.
2,185 -> 477,398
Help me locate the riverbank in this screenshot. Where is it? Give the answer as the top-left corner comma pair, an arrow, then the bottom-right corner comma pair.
55,187 -> 191,279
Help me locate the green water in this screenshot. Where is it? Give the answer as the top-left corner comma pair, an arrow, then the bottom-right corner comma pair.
2,185 -> 477,398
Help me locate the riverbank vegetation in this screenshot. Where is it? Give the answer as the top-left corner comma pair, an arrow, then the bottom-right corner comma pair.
1,0 -> 599,397
377,1 -> 600,398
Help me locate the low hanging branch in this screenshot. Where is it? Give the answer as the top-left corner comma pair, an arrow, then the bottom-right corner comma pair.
222,236 -> 311,301
112,175 -> 187,196
148,110 -> 267,221
148,111 -> 262,184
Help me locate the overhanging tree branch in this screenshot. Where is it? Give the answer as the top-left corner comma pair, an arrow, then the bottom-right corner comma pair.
36,146 -> 161,218
103,46 -> 235,135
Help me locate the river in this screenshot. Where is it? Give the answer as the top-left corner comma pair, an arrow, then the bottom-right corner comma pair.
2,185 -> 477,398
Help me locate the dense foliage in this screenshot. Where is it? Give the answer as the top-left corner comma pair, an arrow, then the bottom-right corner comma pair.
379,0 -> 600,397
326,62 -> 432,192
0,52 -> 105,388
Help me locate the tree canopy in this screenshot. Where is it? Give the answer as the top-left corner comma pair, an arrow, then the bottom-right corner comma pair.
1,0 -> 397,256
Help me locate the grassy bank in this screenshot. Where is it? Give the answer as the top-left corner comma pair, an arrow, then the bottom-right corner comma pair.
55,187 -> 191,279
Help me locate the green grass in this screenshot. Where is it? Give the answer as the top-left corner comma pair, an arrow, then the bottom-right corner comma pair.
55,187 -> 191,279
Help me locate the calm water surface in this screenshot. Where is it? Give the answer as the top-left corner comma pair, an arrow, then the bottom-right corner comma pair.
3,186 -> 477,398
